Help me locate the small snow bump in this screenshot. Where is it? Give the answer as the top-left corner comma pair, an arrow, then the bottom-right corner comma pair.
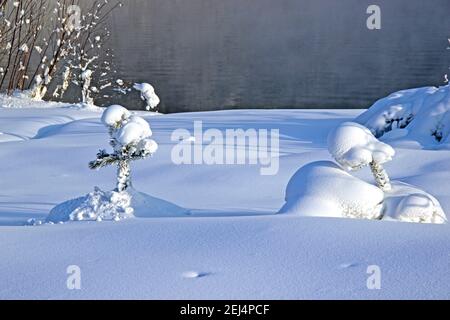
182,271 -> 208,279
339,263 -> 359,269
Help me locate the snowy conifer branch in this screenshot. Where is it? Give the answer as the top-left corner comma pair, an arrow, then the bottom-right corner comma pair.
89,149 -> 119,170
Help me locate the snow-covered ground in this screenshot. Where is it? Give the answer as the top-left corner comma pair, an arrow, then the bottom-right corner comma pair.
0,95 -> 449,299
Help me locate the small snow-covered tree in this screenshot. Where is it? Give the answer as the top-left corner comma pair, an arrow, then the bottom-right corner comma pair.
328,122 -> 395,191
133,82 -> 160,111
89,105 -> 158,192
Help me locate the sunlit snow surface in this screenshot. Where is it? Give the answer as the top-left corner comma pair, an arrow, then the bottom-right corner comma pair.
0,95 -> 449,299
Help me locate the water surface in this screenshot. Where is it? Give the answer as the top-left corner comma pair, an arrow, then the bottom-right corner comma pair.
107,0 -> 450,112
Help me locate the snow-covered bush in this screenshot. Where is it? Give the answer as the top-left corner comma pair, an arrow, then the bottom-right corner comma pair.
280,120 -> 446,223
133,83 -> 160,111
279,161 -> 385,219
278,162 -> 447,223
356,84 -> 450,148
0,0 -> 121,104
0,0 -> 48,94
327,122 -> 395,191
89,105 -> 158,192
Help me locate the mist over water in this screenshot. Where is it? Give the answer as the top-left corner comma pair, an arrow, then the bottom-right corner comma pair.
106,0 -> 450,113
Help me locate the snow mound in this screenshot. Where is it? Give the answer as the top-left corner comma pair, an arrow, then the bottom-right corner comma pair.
127,188 -> 189,218
328,122 -> 395,170
279,162 -> 447,224
47,187 -> 134,223
356,84 -> 450,148
181,271 -> 208,279
47,188 -> 189,223
279,161 -> 384,219
385,182 -> 447,224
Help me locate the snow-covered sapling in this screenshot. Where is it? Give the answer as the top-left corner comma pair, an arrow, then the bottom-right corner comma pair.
133,83 -> 160,110
89,105 -> 158,192
328,122 -> 395,191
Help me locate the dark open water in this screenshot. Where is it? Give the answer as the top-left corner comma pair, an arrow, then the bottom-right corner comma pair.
106,0 -> 450,113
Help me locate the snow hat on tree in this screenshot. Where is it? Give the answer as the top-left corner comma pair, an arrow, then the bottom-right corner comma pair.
90,105 -> 158,192
327,122 -> 395,191
101,104 -> 131,128
133,83 -> 160,111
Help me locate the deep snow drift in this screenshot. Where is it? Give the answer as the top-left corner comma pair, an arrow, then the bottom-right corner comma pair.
0,94 -> 450,299
279,161 -> 385,219
279,161 -> 445,224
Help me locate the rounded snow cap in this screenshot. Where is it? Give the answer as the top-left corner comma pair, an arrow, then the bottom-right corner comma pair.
115,122 -> 146,145
328,122 -> 395,171
114,116 -> 154,146
129,115 -> 152,137
101,105 -> 131,127
133,83 -> 155,93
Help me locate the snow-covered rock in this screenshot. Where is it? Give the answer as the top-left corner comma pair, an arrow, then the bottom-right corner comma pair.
133,83 -> 160,110
328,122 -> 395,171
356,84 -> 450,148
279,161 -> 384,219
